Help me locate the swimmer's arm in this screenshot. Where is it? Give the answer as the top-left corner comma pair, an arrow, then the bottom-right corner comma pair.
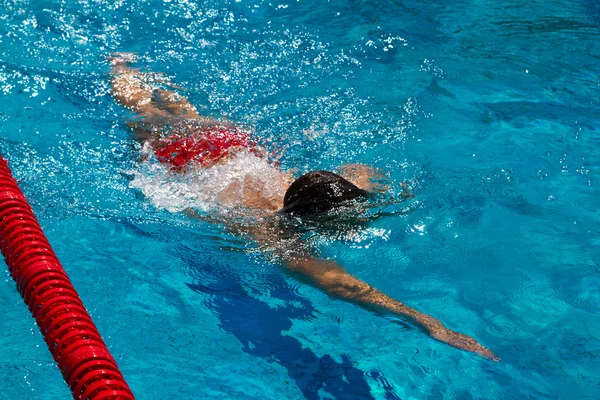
278,250 -> 498,361
337,163 -> 386,192
337,164 -> 414,201
191,213 -> 497,360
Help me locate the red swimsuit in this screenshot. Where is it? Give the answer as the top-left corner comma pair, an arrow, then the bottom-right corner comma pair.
154,126 -> 253,169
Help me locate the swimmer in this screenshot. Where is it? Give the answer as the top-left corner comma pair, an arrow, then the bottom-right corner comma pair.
109,52 -> 499,361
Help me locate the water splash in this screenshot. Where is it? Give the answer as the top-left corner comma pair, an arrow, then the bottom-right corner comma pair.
128,145 -> 288,213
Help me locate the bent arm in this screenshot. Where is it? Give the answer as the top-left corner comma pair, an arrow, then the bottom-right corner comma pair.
337,163 -> 386,192
281,250 -> 498,360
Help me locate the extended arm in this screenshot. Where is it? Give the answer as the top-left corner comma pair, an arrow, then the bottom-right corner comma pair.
281,250 -> 498,360
219,214 -> 498,360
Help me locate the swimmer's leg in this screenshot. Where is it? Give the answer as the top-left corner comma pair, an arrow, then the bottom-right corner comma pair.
109,53 -> 159,115
109,52 -> 201,122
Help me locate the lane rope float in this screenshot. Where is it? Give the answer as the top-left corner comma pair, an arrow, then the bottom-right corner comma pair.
0,155 -> 134,400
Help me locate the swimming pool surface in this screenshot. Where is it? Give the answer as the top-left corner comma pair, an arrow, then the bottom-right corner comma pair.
1,0 -> 599,398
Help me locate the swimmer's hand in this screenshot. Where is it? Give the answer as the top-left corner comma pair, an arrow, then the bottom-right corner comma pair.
337,163 -> 388,192
431,328 -> 500,361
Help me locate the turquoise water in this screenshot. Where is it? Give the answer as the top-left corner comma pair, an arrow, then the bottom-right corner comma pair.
1,0 -> 599,398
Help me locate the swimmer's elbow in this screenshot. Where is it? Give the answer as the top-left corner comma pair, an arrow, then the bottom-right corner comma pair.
319,271 -> 373,301
285,258 -> 371,301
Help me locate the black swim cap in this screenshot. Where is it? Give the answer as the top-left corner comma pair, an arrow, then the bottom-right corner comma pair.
280,170 -> 369,217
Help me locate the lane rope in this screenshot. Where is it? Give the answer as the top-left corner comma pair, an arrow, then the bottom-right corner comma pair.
0,156 -> 135,400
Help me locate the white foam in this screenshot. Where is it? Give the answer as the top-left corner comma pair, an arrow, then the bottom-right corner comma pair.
128,145 -> 288,214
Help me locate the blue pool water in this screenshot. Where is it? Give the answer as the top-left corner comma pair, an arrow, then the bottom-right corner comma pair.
1,0 -> 599,398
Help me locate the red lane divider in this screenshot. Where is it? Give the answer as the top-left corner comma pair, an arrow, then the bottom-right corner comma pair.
0,156 -> 134,400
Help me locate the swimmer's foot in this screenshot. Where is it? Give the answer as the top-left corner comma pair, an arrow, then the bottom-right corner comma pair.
400,181 -> 415,200
107,52 -> 138,68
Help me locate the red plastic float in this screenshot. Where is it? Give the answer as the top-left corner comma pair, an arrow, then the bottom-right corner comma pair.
0,156 -> 134,400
